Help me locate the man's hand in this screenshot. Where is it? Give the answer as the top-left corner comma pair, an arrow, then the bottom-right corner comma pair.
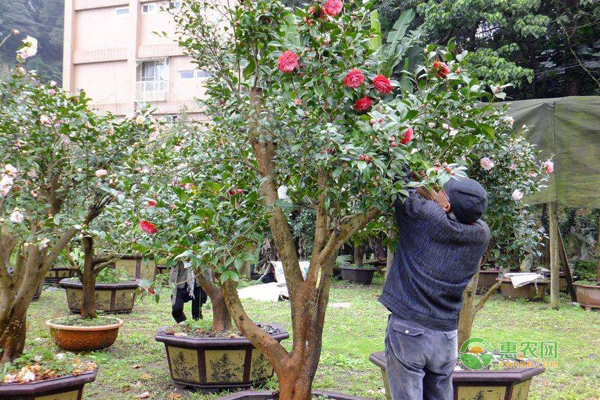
417,186 -> 437,201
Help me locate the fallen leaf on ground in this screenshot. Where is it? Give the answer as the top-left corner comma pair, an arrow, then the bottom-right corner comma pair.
136,392 -> 150,399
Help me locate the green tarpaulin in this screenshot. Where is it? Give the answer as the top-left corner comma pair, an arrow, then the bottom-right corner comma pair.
505,96 -> 600,208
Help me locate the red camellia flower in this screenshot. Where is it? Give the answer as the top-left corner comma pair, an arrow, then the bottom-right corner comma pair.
354,96 -> 373,112
308,6 -> 316,14
148,200 -> 157,207
323,0 -> 343,16
401,127 -> 414,144
278,51 -> 299,73
140,220 -> 157,235
433,61 -> 450,79
344,69 -> 364,88
373,75 -> 392,94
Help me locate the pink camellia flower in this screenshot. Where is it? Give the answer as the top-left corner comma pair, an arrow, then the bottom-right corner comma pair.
0,175 -> 14,197
433,61 -> 450,78
400,127 -> 414,144
140,220 -> 157,235
373,75 -> 392,94
529,171 -> 538,178
512,189 -> 524,201
308,6 -> 316,14
40,115 -> 52,126
148,200 -> 157,207
278,51 -> 299,73
10,209 -> 24,224
479,157 -> 494,171
323,0 -> 343,16
543,160 -> 554,174
5,164 -> 18,177
344,69 -> 364,88
95,169 -> 108,178
354,96 -> 372,112
510,163 -> 517,171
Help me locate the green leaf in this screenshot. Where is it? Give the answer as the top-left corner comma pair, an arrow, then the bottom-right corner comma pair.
386,9 -> 415,51
369,10 -> 383,51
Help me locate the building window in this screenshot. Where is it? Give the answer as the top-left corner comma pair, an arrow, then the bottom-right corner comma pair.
169,1 -> 182,9
180,70 -> 195,79
115,7 -> 129,16
180,70 -> 211,79
164,115 -> 179,124
141,59 -> 169,82
142,3 -> 157,14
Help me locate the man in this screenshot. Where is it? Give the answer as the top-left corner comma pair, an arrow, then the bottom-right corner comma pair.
170,261 -> 208,323
379,178 -> 490,400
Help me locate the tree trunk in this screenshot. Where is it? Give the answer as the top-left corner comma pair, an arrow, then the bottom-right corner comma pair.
385,243 -> 394,281
549,202 -> 560,309
277,366 -> 314,400
210,291 -> 232,331
353,240 -> 364,266
458,272 -> 478,349
80,236 -> 97,319
0,313 -> 27,364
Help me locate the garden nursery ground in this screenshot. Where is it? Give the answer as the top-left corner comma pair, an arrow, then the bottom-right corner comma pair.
26,277 -> 600,400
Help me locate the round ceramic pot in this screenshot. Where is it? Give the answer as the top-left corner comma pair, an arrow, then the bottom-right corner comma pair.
574,282 -> 600,311
155,324 -> 289,391
60,279 -> 139,314
340,266 -> 378,285
46,317 -> 124,352
0,370 -> 97,400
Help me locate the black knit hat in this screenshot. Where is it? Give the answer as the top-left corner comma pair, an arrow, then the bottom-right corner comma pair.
444,178 -> 488,224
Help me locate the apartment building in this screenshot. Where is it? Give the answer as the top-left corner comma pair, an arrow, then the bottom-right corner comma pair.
63,0 -> 206,120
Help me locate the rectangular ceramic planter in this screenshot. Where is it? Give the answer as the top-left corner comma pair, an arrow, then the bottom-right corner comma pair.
45,267 -> 75,285
60,279 -> 139,314
112,255 -> 156,281
574,283 -> 600,311
0,370 -> 96,400
478,270 -> 500,289
340,267 -> 378,285
155,325 -> 289,391
370,351 -> 544,400
497,278 -> 549,301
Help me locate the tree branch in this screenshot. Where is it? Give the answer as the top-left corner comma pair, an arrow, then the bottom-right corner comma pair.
475,281 -> 501,312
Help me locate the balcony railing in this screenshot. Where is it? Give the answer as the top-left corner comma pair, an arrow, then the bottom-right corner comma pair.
135,80 -> 169,102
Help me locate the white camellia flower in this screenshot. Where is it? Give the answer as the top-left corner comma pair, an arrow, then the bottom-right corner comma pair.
277,185 -> 289,200
95,169 -> 108,178
40,115 -> 52,126
49,80 -> 57,87
5,164 -> 18,176
10,210 -> 25,224
21,370 -> 36,382
27,169 -> 37,178
512,189 -> 524,201
38,238 -> 50,249
0,175 -> 14,196
135,115 -> 146,125
503,116 -> 514,126
16,36 -> 38,60
480,157 -> 495,171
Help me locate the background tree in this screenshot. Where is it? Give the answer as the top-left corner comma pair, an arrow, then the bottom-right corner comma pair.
383,0 -> 600,99
0,0 -> 64,82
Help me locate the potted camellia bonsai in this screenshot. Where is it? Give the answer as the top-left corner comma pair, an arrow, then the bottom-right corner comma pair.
573,261 -> 600,310
0,34 -> 155,364
0,351 -> 97,400
129,139 -> 291,390
340,264 -> 378,285
162,0 -> 515,398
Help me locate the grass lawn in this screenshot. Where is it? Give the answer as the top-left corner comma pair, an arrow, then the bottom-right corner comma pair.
25,276 -> 600,400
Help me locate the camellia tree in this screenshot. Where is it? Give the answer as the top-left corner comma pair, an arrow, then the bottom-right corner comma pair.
0,43 -> 155,361
457,125 -> 552,347
161,0 -> 516,397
